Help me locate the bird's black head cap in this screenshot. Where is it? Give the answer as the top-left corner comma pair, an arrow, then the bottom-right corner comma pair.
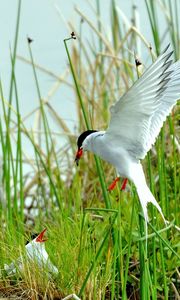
77,130 -> 97,149
25,233 -> 38,245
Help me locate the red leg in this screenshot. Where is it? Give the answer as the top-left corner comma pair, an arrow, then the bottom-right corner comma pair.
107,177 -> 120,191
120,178 -> 128,191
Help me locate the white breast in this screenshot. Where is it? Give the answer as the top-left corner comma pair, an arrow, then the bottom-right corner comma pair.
84,132 -> 135,178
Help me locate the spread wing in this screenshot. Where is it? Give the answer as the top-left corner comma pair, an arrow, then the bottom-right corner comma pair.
105,45 -> 180,159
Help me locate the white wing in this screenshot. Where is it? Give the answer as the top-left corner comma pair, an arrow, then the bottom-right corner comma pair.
105,45 -> 179,159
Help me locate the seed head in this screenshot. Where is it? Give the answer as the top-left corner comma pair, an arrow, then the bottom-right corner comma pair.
71,32 -> 76,39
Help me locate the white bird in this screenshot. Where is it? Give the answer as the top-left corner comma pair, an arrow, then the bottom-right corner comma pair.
4,228 -> 58,276
75,45 -> 179,233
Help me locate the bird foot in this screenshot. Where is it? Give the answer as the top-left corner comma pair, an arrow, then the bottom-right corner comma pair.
107,177 -> 120,191
120,178 -> 128,191
108,177 -> 128,191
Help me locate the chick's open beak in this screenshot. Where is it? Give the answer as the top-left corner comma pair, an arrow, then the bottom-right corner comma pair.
75,148 -> 83,166
36,228 -> 48,243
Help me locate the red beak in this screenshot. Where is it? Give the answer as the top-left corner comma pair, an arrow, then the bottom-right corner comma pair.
36,228 -> 48,243
75,148 -> 83,166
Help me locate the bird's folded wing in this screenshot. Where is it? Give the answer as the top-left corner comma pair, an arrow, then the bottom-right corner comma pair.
105,45 -> 179,159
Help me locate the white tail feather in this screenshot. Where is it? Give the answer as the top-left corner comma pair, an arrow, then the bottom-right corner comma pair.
131,163 -> 166,239
136,183 -> 166,224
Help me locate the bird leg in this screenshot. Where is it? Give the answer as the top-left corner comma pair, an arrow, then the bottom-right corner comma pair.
108,177 -> 128,191
107,177 -> 120,191
120,178 -> 128,191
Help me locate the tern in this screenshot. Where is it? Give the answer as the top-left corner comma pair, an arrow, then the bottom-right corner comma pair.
4,228 -> 58,276
75,45 -> 179,230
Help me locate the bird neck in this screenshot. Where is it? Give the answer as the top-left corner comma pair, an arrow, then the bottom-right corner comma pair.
26,241 -> 45,255
83,131 -> 105,153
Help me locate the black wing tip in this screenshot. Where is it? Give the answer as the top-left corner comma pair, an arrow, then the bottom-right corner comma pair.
164,51 -> 174,62
162,44 -> 171,54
